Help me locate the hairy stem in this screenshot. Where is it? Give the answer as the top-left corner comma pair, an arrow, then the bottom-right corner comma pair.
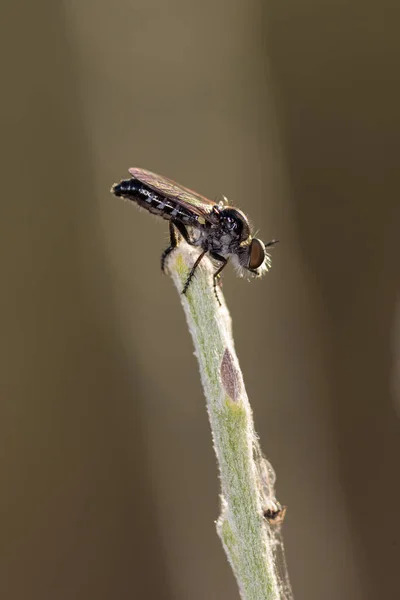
167,244 -> 291,600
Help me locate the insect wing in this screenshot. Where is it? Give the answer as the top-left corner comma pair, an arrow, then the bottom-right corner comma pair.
129,168 -> 218,224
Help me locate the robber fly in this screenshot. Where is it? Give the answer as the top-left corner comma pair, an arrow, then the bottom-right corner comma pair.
111,168 -> 276,302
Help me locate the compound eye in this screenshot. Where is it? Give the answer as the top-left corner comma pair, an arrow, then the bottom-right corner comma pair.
249,239 -> 265,270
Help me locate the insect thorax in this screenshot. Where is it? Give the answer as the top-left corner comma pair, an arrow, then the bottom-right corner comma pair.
198,207 -> 250,256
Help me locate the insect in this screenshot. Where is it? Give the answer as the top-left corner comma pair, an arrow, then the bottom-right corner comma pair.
255,451 -> 287,526
111,168 -> 276,302
254,449 -> 293,599
263,503 -> 287,526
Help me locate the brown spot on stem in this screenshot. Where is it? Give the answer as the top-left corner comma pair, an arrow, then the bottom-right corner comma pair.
220,348 -> 241,401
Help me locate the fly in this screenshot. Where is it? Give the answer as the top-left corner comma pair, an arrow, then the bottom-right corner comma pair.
111,168 -> 277,303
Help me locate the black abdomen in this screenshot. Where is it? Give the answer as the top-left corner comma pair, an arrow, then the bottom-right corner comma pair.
112,178 -> 141,199
112,177 -> 196,225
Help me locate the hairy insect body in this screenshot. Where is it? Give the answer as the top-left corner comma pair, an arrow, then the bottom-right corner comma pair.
115,178 -> 245,255
112,168 -> 276,302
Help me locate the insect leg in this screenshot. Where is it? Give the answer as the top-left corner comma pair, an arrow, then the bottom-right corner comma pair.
173,221 -> 194,245
182,250 -> 207,295
161,221 -> 180,272
209,252 -> 229,306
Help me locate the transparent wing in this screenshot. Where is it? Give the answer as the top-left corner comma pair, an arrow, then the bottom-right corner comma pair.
129,168 -> 218,223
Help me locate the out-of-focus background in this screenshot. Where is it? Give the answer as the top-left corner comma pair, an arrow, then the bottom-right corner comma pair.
1,1 -> 400,599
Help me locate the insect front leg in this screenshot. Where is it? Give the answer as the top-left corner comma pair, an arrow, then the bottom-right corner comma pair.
209,252 -> 229,306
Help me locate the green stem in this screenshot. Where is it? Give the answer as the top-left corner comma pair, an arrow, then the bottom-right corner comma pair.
168,244 -> 290,600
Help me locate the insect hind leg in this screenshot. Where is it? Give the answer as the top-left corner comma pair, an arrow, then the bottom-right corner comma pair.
173,221 -> 192,244
161,221 -> 180,272
161,221 -> 193,272
162,221 -> 211,298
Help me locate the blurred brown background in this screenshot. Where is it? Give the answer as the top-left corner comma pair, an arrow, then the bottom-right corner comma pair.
1,1 -> 400,599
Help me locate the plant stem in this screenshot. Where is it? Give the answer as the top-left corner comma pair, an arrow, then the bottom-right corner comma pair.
168,244 -> 292,600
